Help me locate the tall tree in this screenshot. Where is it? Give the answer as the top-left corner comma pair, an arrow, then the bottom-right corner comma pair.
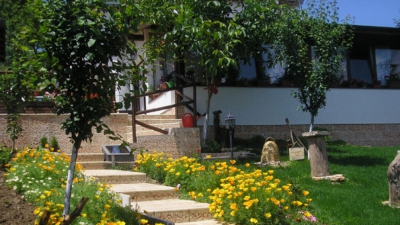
274,0 -> 353,132
17,0 -> 142,222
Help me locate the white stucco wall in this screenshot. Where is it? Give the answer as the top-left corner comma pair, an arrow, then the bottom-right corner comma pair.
184,87 -> 400,126
140,90 -> 175,115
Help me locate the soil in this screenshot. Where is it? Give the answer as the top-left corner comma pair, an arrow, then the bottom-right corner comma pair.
0,170 -> 36,225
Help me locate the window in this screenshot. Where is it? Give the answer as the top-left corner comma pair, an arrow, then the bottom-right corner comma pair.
375,48 -> 400,86
348,44 -> 373,84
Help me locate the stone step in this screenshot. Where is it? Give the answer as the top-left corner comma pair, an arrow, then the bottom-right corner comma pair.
76,153 -> 104,162
175,220 -> 229,225
127,121 -> 182,133
134,199 -> 213,223
136,118 -> 182,125
135,114 -> 177,120
111,183 -> 178,201
82,169 -> 147,184
78,161 -> 134,170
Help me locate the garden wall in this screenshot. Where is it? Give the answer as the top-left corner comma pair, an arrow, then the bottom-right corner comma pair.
206,124 -> 400,147
0,113 -> 130,154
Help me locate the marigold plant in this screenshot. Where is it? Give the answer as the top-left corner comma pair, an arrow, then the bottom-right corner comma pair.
5,147 -> 140,225
135,152 -> 317,224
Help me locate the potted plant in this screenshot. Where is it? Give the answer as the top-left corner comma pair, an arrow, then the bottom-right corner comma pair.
279,70 -> 296,87
385,73 -> 400,88
257,74 -> 271,87
373,78 -> 381,88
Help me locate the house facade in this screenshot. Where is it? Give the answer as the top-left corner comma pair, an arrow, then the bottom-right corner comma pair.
122,24 -> 400,147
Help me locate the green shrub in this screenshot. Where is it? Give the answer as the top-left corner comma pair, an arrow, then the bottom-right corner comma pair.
50,136 -> 59,151
39,136 -> 48,148
0,146 -> 12,165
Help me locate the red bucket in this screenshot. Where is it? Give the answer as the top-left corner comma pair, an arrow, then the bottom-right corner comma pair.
182,113 -> 194,128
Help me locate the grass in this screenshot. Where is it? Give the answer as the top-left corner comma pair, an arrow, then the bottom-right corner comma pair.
267,145 -> 400,224
136,145 -> 400,225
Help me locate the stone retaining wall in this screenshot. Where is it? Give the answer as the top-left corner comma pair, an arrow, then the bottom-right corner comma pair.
1,113 -> 399,156
130,128 -> 201,158
206,124 -> 400,147
0,113 -> 130,154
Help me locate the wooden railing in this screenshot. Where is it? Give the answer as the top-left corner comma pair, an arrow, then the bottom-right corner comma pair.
130,72 -> 201,142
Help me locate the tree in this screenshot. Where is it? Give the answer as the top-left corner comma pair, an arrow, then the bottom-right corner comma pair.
274,0 -> 353,132
136,0 -> 284,145
0,0 -> 40,67
19,0 -> 142,222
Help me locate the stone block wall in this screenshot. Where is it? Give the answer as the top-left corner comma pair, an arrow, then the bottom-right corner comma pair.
0,113 -> 130,154
130,127 -> 201,158
206,124 -> 400,147
1,113 -> 400,157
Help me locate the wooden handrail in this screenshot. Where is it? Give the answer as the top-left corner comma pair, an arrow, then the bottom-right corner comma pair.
131,72 -> 200,143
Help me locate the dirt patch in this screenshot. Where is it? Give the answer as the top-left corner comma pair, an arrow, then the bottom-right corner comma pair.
0,170 -> 36,225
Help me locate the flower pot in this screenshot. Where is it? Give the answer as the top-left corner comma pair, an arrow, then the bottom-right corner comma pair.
281,79 -> 295,87
389,81 -> 400,88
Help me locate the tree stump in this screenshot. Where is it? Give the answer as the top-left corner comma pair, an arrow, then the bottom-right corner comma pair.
302,131 -> 330,177
387,150 -> 400,207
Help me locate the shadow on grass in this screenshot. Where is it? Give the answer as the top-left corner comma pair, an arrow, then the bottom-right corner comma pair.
328,155 -> 388,167
326,146 -> 348,153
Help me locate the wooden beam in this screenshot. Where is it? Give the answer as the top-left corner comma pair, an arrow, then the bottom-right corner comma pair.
136,101 -> 193,115
136,120 -> 168,134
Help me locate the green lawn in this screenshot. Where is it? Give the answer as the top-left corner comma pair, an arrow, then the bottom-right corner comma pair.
273,145 -> 400,224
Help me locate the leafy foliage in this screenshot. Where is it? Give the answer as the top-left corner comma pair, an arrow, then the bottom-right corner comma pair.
34,0 -> 140,144
274,0 -> 353,131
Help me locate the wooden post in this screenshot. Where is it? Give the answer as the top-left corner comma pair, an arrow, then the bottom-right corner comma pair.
388,150 -> 400,207
302,131 -> 330,177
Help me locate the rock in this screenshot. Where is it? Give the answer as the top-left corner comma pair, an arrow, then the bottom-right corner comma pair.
260,137 -> 280,163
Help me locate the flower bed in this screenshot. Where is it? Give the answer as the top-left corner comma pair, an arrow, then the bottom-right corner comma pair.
134,152 -> 317,224
4,147 -> 140,225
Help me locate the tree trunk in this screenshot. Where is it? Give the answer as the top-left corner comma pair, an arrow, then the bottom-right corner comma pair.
202,89 -> 213,147
309,114 -> 314,132
388,150 -> 400,207
302,131 -> 330,177
63,140 -> 81,217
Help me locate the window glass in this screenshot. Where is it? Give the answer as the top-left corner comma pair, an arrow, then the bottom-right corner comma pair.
348,44 -> 373,83
376,48 -> 400,85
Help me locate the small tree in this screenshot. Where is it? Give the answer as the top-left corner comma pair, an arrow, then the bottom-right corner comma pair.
274,0 -> 353,132
21,0 -> 143,222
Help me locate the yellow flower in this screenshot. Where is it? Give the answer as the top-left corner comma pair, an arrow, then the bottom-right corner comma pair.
303,190 -> 309,196
265,213 -> 272,218
250,218 -> 258,223
45,143 -> 49,148
206,155 -> 211,159
304,211 -> 311,218
245,163 -> 250,167
81,213 -> 87,218
140,219 -> 148,224
230,160 -> 236,165
268,170 -> 274,174
104,204 -> 111,210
